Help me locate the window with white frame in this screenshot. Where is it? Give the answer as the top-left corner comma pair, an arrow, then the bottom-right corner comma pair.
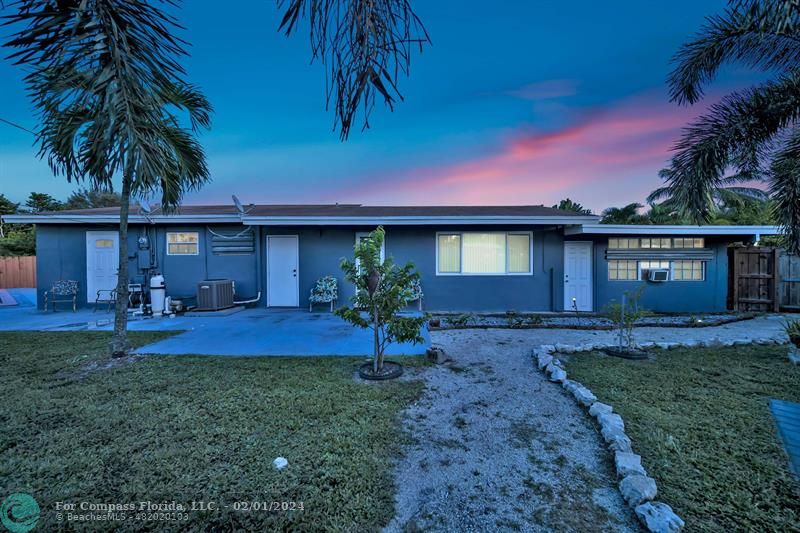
673,237 -> 705,248
608,259 -> 705,281
641,238 -> 672,249
639,260 -> 670,278
608,238 -> 640,249
167,232 -> 199,255
672,260 -> 705,280
436,232 -> 531,275
608,260 -> 638,280
608,237 -> 706,249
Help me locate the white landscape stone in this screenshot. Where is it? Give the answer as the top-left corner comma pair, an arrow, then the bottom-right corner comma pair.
572,386 -> 597,407
619,475 -> 657,507
635,501 -> 684,532
273,457 -> 289,470
562,379 -> 580,393
604,428 -> 632,453
789,346 -> 800,365
537,353 -> 553,370
615,451 -> 646,478
589,402 -> 613,417
548,367 -> 567,383
598,412 -> 625,432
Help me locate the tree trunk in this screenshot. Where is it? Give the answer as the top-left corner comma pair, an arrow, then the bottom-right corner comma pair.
110,172 -> 132,357
373,304 -> 382,373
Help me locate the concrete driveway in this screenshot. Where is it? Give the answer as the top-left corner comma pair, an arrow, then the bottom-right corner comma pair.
0,289 -> 429,356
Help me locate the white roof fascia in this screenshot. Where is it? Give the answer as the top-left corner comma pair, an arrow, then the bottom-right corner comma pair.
564,224 -> 781,236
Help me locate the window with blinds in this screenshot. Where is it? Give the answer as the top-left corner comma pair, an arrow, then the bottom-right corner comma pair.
436,232 -> 531,275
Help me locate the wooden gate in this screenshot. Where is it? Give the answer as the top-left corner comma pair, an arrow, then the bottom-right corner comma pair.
779,252 -> 800,311
731,247 -> 779,312
0,256 -> 36,288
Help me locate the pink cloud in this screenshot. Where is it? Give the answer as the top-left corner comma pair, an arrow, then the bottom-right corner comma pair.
334,91 -> 713,210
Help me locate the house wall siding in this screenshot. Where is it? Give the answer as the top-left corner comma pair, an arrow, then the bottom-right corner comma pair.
262,225 -> 561,312
35,224 -> 259,309
34,223 -> 732,313
586,236 -> 730,312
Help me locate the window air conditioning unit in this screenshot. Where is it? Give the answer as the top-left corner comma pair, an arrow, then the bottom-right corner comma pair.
648,269 -> 670,282
197,279 -> 235,310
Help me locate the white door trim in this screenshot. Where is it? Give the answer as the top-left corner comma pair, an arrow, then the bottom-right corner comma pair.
564,241 -> 593,312
266,235 -> 299,307
86,230 -> 119,303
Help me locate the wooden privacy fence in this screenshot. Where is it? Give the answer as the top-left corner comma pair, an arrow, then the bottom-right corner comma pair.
779,252 -> 800,311
0,256 -> 36,288
730,247 -> 780,312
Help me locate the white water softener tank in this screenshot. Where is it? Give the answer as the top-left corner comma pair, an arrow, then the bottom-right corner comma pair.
150,273 -> 166,315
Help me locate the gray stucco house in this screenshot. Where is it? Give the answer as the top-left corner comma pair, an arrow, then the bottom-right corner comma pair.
5,204 -> 780,313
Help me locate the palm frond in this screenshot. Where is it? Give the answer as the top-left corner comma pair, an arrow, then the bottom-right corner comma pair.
663,72 -> 800,223
669,5 -> 800,104
770,127 -> 800,253
277,0 -> 430,140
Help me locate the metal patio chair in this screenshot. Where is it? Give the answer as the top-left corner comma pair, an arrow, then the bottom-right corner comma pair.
309,276 -> 338,312
94,289 -> 117,312
404,278 -> 424,311
44,280 -> 79,312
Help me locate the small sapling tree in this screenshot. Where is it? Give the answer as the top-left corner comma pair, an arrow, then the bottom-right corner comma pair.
603,285 -> 648,352
336,226 -> 427,376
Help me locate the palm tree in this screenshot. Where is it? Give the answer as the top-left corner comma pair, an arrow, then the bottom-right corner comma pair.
642,202 -> 686,225
600,203 -> 647,224
4,0 -> 211,356
552,198 -> 593,215
661,0 -> 800,252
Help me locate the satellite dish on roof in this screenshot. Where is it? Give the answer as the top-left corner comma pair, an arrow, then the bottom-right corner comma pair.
138,198 -> 154,224
139,198 -> 152,215
231,194 -> 253,216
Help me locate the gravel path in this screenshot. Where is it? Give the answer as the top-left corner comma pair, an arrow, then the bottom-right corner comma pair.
386,329 -> 640,532
386,316 -> 788,531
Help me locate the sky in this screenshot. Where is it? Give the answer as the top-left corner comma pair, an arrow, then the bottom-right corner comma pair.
0,0 -> 760,212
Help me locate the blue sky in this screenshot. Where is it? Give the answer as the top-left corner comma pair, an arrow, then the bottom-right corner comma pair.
0,0 -> 756,211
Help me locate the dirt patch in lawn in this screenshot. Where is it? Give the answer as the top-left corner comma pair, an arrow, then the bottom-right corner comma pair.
386,329 -> 639,532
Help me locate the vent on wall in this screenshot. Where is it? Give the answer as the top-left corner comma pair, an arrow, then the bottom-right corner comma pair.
210,228 -> 255,255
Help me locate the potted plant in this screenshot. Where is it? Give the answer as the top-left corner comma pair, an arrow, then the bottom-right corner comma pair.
602,286 -> 649,360
336,227 -> 427,380
785,319 -> 800,348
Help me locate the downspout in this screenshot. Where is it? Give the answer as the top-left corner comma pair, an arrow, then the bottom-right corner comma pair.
256,226 -> 264,307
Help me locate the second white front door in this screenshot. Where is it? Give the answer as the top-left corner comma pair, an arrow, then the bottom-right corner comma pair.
564,241 -> 593,312
86,231 -> 119,303
267,235 -> 299,307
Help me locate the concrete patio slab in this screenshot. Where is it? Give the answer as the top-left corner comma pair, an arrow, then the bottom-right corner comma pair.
0,293 -> 429,357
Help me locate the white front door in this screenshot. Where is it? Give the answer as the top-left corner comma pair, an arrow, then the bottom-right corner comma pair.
564,241 -> 593,311
267,235 -> 299,307
86,231 -> 119,302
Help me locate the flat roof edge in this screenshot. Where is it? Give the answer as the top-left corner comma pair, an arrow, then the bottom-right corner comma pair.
2,214 -> 601,225
565,224 -> 782,236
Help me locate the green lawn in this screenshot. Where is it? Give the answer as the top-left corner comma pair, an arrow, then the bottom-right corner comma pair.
0,332 -> 423,531
565,345 -> 800,532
